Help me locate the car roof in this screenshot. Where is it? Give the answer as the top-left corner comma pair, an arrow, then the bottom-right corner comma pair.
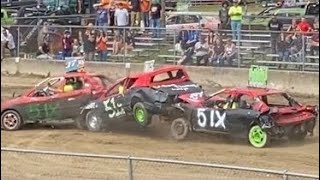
58,72 -> 99,78
128,65 -> 188,79
223,87 -> 284,97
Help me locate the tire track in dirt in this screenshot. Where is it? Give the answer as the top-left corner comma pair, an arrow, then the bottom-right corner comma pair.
1,75 -> 319,178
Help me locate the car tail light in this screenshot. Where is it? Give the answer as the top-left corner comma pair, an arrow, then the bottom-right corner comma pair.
306,105 -> 318,114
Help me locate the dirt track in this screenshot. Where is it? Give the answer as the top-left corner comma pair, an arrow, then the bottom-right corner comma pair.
1,74 -> 319,179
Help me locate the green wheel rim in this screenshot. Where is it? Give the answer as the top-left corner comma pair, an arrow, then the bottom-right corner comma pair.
249,125 -> 267,148
135,108 -> 145,123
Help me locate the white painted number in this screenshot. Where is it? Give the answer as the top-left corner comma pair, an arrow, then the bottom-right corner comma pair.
189,92 -> 204,100
197,108 -> 226,129
197,109 -> 207,127
103,97 -> 125,118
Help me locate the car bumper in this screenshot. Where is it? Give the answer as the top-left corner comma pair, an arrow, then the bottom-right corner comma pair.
143,101 -> 163,114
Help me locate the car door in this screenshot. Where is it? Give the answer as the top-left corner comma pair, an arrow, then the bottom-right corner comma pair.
182,15 -> 201,29
191,107 -> 231,133
166,15 -> 179,30
20,96 -> 55,122
49,88 -> 93,120
223,94 -> 260,135
100,79 -> 131,121
19,77 -> 64,121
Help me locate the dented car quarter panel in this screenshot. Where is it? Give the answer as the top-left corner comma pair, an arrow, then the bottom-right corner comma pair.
187,105 -> 260,135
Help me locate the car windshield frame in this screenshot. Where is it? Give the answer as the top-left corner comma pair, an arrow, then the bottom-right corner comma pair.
257,92 -> 300,107
35,77 -> 64,91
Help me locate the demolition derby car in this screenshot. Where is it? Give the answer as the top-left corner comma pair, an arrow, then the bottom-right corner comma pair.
170,87 -> 318,148
80,65 -> 204,132
1,59 -> 112,130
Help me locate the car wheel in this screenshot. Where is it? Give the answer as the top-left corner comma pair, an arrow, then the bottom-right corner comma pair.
288,124 -> 307,141
171,118 -> 189,140
133,102 -> 152,127
74,114 -> 87,130
248,125 -> 270,148
85,110 -> 106,132
1,110 -> 23,131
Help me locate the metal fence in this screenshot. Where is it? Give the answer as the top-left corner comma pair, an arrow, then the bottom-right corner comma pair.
1,147 -> 319,180
2,22 -> 319,72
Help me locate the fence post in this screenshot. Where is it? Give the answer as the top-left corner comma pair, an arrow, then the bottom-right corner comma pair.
282,170 -> 288,180
17,26 -> 20,58
128,156 -> 133,180
123,27 -> 126,63
301,33 -> 306,72
237,30 -> 241,68
173,30 -> 176,65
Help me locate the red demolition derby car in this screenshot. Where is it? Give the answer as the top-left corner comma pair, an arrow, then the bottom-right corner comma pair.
1,71 -> 113,131
172,87 -> 318,148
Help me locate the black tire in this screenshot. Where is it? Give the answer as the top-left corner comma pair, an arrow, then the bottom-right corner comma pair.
1,110 -> 23,131
74,114 -> 87,130
288,124 -> 307,141
85,110 -> 106,132
170,118 -> 190,140
133,102 -> 152,127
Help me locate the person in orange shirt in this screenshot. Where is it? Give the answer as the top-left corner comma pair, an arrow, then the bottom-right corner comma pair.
96,30 -> 108,61
140,0 -> 151,28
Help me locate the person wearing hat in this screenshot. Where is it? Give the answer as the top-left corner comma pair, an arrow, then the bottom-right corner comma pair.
62,30 -> 73,59
228,0 -> 243,41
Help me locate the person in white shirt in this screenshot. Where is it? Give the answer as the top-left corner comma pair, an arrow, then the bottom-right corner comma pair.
1,28 -> 16,61
194,35 -> 209,66
114,3 -> 129,35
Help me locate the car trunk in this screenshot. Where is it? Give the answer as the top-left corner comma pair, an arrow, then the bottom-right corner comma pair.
270,106 -> 316,126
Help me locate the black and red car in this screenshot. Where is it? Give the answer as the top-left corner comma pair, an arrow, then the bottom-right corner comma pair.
80,65 -> 204,132
1,72 -> 112,130
170,87 -> 318,148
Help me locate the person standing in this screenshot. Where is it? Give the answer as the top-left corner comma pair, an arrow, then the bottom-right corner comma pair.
149,1 -> 161,38
268,15 -> 283,56
62,30 -> 73,59
130,0 -> 141,26
1,28 -> 16,59
228,0 -> 243,41
96,5 -> 109,34
96,30 -> 108,61
114,3 -> 129,35
140,0 -> 151,28
109,2 -> 116,33
80,23 -> 96,61
219,1 -> 230,36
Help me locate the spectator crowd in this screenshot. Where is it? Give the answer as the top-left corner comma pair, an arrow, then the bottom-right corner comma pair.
0,0 -> 318,68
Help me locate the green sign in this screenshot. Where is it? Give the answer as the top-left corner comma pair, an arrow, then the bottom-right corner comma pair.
248,65 -> 268,87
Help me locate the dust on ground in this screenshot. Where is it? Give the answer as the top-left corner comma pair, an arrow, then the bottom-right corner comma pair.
1,75 -> 319,179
